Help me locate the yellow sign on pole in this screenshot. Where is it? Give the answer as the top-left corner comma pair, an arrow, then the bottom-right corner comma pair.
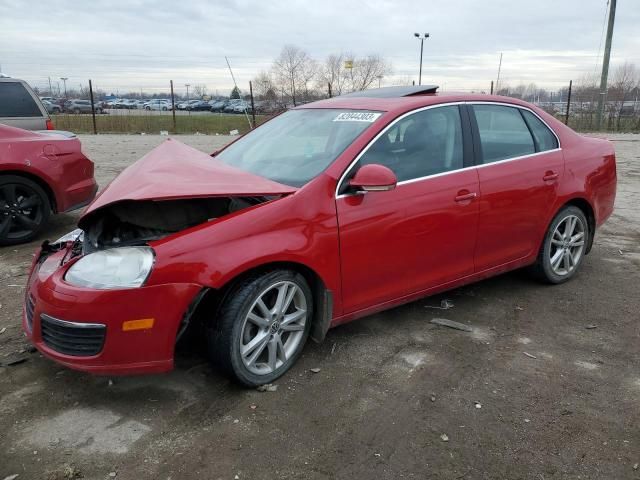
344,60 -> 354,69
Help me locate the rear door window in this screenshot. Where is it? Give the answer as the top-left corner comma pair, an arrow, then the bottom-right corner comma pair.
0,82 -> 42,117
472,105 -> 535,163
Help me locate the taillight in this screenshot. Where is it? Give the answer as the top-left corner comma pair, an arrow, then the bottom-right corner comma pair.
46,119 -> 54,130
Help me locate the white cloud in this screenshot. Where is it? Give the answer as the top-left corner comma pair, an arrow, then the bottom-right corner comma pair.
0,0 -> 638,95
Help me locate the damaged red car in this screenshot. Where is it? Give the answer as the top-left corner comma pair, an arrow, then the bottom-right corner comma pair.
23,86 -> 616,386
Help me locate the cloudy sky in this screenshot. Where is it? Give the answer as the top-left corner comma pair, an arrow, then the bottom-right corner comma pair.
1,0 -> 638,96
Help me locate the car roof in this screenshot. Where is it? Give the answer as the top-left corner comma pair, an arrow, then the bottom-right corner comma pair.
298,86 -> 537,115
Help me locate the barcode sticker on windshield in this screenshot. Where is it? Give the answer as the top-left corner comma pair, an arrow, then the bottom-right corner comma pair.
333,112 -> 381,122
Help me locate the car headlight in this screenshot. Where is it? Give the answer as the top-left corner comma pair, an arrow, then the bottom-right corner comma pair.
54,228 -> 84,244
65,247 -> 154,289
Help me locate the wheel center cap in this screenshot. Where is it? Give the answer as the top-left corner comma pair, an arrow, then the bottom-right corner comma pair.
270,321 -> 280,334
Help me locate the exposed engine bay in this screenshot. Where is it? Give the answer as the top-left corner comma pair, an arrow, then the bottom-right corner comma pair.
78,196 -> 269,253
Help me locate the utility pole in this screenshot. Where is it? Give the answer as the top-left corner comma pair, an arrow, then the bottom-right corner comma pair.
48,77 -> 53,96
596,0 -> 617,130
495,53 -> 503,94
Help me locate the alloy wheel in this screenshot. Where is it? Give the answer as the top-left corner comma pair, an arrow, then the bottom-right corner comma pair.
0,183 -> 44,242
239,281 -> 308,375
549,214 -> 585,276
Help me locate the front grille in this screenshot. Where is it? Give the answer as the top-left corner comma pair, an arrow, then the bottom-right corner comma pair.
40,314 -> 106,357
25,295 -> 35,331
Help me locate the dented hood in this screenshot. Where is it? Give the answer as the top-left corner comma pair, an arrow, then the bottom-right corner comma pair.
83,139 -> 297,216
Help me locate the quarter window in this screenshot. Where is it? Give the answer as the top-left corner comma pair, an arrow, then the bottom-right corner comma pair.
521,110 -> 558,152
0,82 -> 42,117
473,105 -> 535,163
358,105 -> 464,182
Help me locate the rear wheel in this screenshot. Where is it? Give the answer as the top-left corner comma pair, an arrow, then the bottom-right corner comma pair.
532,206 -> 588,284
209,270 -> 313,386
0,175 -> 51,246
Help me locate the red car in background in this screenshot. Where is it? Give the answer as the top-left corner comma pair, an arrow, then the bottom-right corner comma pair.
23,86 -> 616,386
0,124 -> 97,245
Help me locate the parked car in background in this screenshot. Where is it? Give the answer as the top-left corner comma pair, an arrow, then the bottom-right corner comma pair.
223,99 -> 243,113
209,100 -> 229,112
233,101 -> 252,113
41,100 -> 62,114
177,100 -> 201,110
116,99 -> 141,109
0,124 -> 97,245
21,86 -> 616,386
64,99 -> 103,114
0,77 -> 54,130
186,100 -> 211,111
143,99 -> 171,111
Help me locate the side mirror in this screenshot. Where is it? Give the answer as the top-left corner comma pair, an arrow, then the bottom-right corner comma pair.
348,164 -> 397,192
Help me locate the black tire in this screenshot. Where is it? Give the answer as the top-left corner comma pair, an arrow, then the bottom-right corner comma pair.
531,205 -> 589,284
209,270 -> 313,386
0,175 -> 51,246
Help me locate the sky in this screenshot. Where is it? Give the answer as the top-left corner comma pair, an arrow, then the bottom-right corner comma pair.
1,0 -> 638,97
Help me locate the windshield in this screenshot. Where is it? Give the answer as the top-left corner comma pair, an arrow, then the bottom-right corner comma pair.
216,108 -> 382,187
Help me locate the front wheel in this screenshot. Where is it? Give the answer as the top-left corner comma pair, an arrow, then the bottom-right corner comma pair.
209,270 -> 313,386
531,206 -> 589,284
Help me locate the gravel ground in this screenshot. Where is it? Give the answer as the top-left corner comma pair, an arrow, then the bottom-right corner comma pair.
1,133 -> 639,480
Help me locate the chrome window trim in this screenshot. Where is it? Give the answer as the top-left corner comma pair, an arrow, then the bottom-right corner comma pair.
40,313 -> 106,330
335,100 -> 561,199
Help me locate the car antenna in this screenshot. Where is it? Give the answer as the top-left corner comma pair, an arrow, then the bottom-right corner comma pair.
225,56 -> 253,130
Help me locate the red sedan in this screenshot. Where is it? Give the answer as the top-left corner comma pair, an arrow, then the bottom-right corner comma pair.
0,124 -> 98,245
23,87 -> 616,386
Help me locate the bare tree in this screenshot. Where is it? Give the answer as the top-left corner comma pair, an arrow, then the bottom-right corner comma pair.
272,45 -> 314,106
193,84 -> 207,98
317,53 -> 349,96
609,62 -> 639,128
349,54 -> 391,92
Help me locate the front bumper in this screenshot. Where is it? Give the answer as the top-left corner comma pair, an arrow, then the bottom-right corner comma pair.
24,248 -> 201,375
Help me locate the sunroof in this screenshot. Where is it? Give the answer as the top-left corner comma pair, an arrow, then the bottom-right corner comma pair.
339,85 -> 439,98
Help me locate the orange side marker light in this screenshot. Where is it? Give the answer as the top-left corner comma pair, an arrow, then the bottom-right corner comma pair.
122,318 -> 155,331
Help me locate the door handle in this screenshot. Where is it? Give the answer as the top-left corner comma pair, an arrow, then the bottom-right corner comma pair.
454,192 -> 477,202
543,171 -> 559,181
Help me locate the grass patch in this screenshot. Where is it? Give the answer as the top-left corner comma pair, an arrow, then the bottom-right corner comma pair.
51,113 -> 268,135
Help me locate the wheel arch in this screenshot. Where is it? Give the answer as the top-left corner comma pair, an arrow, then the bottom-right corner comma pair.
180,261 -> 333,350
0,169 -> 58,213
548,197 -> 596,254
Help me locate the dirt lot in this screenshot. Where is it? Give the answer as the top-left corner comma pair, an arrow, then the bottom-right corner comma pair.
1,133 -> 639,480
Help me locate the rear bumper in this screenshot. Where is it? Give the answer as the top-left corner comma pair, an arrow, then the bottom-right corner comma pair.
61,181 -> 98,213
24,249 -> 201,375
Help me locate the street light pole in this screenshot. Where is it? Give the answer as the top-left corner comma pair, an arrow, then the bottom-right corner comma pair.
414,33 -> 429,86
60,77 -> 68,98
185,84 -> 190,102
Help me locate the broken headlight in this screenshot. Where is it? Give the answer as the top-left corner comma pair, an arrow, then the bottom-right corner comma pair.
65,246 -> 154,289
53,228 -> 84,244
